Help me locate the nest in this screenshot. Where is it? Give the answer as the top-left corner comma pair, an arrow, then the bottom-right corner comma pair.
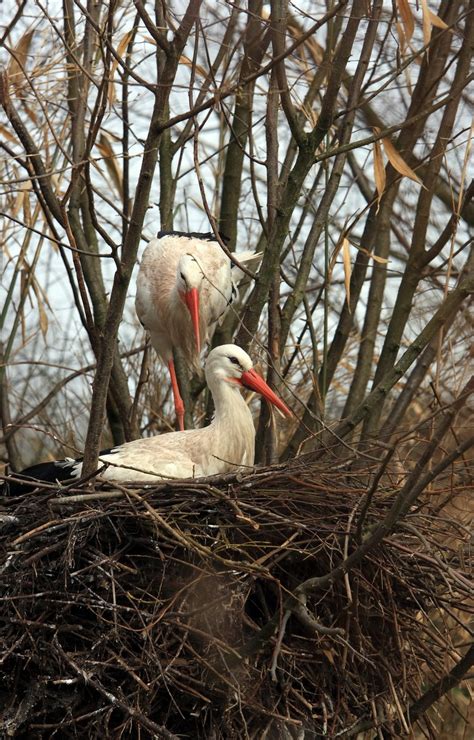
0,462 -> 472,739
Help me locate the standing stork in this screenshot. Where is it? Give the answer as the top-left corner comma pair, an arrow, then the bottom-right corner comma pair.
135,230 -> 258,430
3,345 -> 292,494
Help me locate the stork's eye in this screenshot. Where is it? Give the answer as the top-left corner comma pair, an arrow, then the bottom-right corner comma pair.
228,356 -> 241,366
180,272 -> 186,280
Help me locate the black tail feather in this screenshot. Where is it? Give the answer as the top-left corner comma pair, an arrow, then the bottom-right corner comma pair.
1,459 -> 79,496
1,446 -> 118,496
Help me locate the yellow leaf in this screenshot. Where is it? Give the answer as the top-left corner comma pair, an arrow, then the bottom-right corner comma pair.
298,103 -> 317,128
0,122 -> 18,144
23,101 -> 40,127
322,649 -> 335,666
456,120 -> 474,215
96,133 -> 123,199
420,0 -> 432,47
373,138 -> 386,206
396,0 -> 414,44
342,237 -> 352,313
7,30 -> 34,87
328,236 -> 342,278
428,10 -> 449,30
37,298 -> 49,338
109,30 -> 135,107
356,246 -> 389,264
11,184 -> 31,221
3,240 -> 12,261
395,20 -> 406,55
179,54 -> 207,79
11,188 -> 25,218
287,14 -> 324,76
369,253 -> 389,265
143,31 -> 168,46
402,57 -> 413,96
31,278 -> 50,339
23,186 -> 32,226
20,267 -> 27,344
115,30 -> 135,66
376,129 -> 422,185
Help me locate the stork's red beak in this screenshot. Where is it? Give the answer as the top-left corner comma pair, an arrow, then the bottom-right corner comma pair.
184,288 -> 200,353
240,368 -> 292,417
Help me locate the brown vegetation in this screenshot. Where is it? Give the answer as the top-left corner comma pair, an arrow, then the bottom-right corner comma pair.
0,454 -> 471,738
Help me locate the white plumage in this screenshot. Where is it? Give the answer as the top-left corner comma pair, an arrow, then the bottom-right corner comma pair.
135,230 -> 258,429
5,345 -> 292,493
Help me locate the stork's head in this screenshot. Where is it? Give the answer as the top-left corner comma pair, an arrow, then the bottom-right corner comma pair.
205,344 -> 292,417
176,253 -> 203,352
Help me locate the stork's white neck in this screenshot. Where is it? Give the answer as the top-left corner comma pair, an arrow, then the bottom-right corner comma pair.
207,375 -> 256,467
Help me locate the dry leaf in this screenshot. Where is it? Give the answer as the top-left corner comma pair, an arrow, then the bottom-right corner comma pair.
114,30 -> 135,69
381,137 -> 422,184
406,41 -> 423,65
12,189 -> 25,218
109,30 -> 135,107
96,133 -> 123,199
395,20 -> 406,55
287,15 -> 324,77
456,120 -> 474,215
37,297 -> 49,339
420,0 -> 432,47
0,122 -> 18,144
286,12 -> 325,88
328,237 -> 342,278
179,54 -> 207,79
373,138 -> 386,206
31,279 -> 49,339
329,232 -> 350,279
11,185 -> 31,223
23,186 -> 32,226
7,30 -> 34,88
396,0 -> 414,44
20,268 -> 27,344
342,237 -> 352,313
402,58 -> 413,96
23,101 -> 40,127
2,241 -> 13,261
298,103 -> 317,128
322,649 -> 335,666
356,246 -> 389,264
374,127 -> 422,185
142,30 -> 168,46
428,10 -> 449,30
49,171 -> 62,197
369,253 -> 389,265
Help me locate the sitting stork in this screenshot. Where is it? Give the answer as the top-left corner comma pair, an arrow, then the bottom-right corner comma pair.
135,230 -> 258,430
3,345 -> 291,494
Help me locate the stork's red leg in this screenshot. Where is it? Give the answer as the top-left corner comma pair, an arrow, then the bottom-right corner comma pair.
168,359 -> 185,431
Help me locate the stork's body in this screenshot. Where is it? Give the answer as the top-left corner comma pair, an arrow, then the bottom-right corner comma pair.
136,232 -> 234,372
136,231 -> 232,429
3,346 -> 291,494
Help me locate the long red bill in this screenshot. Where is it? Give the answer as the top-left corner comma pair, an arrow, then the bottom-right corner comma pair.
240,368 -> 292,417
184,288 -> 200,353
